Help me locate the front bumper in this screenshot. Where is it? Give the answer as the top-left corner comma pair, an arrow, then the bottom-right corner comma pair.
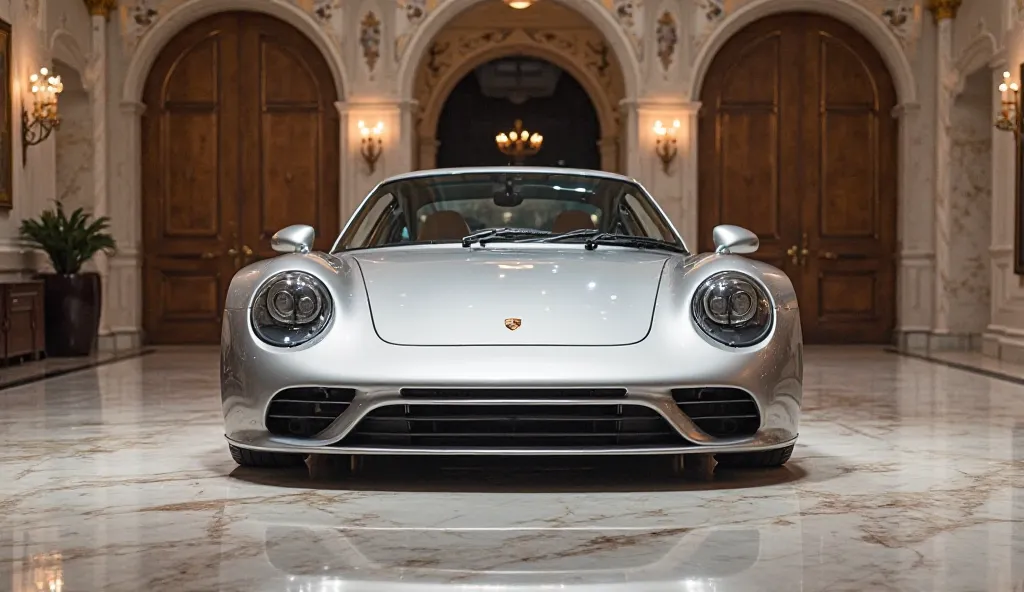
221,304 -> 802,456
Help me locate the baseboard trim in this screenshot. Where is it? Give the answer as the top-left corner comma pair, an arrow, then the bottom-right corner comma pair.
0,348 -> 156,391
884,348 -> 1024,386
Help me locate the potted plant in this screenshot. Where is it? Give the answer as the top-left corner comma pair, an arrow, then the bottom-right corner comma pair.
18,201 -> 116,357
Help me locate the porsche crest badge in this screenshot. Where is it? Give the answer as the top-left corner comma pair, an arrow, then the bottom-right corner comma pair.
504,317 -> 522,331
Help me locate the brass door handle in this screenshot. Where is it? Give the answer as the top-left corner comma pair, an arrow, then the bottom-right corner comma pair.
241,245 -> 254,265
227,247 -> 239,257
786,245 -> 799,265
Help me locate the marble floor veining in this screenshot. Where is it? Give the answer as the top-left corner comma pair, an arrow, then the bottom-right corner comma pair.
0,348 -> 1022,592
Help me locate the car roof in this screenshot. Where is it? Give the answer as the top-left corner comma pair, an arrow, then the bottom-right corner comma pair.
378,166 -> 641,185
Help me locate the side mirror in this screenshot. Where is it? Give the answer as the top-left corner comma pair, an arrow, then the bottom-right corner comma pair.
712,224 -> 758,255
271,225 -> 316,254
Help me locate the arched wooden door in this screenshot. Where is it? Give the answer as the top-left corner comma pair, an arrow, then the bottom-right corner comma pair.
142,12 -> 340,344
698,13 -> 898,344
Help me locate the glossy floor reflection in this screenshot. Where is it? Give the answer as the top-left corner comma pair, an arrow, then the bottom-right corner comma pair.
0,347 -> 1022,591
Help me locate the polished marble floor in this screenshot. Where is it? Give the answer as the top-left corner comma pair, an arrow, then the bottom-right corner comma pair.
0,347 -> 1022,592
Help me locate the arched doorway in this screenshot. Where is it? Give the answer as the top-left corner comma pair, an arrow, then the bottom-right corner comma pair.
412,0 -> 625,172
141,11 -> 340,345
436,57 -> 600,168
698,13 -> 898,344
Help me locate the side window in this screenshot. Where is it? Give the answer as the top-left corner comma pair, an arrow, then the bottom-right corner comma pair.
623,193 -> 673,241
343,192 -> 398,249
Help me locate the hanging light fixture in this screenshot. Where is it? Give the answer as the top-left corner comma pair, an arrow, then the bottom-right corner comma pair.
503,0 -> 537,9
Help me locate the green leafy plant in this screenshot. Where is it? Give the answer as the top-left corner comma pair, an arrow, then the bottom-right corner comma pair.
18,201 -> 117,275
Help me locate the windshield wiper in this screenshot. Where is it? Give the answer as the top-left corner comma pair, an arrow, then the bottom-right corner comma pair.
461,227 -> 552,247
542,230 -> 687,253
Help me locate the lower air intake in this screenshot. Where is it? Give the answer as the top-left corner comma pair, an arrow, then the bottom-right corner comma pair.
265,387 -> 356,438
339,403 -> 689,448
671,387 -> 760,438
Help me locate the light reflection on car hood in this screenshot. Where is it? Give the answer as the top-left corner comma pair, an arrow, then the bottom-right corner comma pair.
347,244 -> 677,347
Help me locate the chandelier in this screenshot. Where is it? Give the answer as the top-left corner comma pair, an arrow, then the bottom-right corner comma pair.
495,119 -> 543,164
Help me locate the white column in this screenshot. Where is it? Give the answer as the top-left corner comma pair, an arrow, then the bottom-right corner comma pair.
622,99 -> 701,247
88,12 -> 111,337
893,101 -> 934,349
99,100 -> 146,351
932,14 -> 955,339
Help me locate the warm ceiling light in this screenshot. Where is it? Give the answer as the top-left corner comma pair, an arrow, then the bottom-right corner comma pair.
504,0 -> 535,8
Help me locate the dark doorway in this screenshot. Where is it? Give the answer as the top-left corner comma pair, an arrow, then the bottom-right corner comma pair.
436,57 -> 600,169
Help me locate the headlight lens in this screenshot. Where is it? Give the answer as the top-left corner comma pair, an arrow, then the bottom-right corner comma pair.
252,271 -> 332,347
692,272 -> 772,346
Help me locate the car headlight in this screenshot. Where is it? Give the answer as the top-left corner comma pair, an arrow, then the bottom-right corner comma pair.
692,271 -> 772,347
251,271 -> 332,347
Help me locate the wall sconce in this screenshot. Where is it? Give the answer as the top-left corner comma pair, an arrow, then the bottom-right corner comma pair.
22,67 -> 63,165
358,120 -> 383,173
996,70 -> 1021,141
653,119 -> 680,174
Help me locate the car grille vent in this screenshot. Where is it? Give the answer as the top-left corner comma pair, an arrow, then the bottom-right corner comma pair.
265,387 -> 357,438
339,403 -> 690,449
400,388 -> 628,399
671,388 -> 760,438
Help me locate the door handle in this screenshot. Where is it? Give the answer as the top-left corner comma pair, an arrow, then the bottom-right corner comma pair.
786,245 -> 799,265
242,245 -> 254,265
227,247 -> 238,257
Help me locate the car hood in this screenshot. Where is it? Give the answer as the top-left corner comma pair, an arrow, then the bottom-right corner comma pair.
348,245 -> 674,346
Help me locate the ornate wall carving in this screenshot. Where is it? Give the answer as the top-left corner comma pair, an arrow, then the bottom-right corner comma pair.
118,0 -> 345,53
691,0 -> 923,58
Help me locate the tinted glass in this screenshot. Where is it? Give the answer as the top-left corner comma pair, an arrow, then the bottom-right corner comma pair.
335,172 -> 680,251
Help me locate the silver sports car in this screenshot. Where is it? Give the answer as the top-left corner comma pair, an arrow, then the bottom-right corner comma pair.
220,167 -> 802,470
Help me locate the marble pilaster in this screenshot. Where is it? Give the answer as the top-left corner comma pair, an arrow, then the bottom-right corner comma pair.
88,12 -> 111,337
932,14 -> 956,338
98,100 -> 147,352
335,99 -> 416,225
621,99 -> 700,246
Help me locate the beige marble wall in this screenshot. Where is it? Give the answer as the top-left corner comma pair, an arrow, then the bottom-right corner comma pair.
947,69 -> 992,337
54,81 -> 94,216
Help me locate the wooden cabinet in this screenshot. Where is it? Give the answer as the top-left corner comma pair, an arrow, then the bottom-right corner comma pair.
1,280 -> 45,364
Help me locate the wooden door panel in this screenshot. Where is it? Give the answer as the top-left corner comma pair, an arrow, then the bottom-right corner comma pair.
820,112 -> 877,237
699,13 -> 897,344
240,21 -> 339,265
260,113 -> 322,237
801,18 -> 897,343
143,12 -> 339,344
718,111 -> 780,238
143,14 -> 241,344
698,20 -> 802,276
163,112 -> 221,238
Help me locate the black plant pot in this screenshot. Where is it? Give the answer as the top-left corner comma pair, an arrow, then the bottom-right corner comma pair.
40,272 -> 101,357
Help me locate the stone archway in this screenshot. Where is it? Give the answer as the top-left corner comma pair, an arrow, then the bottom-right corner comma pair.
411,0 -> 626,172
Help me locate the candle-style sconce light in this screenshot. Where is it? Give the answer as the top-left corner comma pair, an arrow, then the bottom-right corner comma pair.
996,70 -> 1022,141
653,119 -> 680,174
358,120 -> 383,174
22,67 -> 63,165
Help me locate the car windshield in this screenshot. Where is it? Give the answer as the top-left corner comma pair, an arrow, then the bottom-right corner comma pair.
332,171 -> 684,252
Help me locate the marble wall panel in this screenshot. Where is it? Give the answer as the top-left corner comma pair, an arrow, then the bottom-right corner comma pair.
55,89 -> 94,215
948,71 -> 992,335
